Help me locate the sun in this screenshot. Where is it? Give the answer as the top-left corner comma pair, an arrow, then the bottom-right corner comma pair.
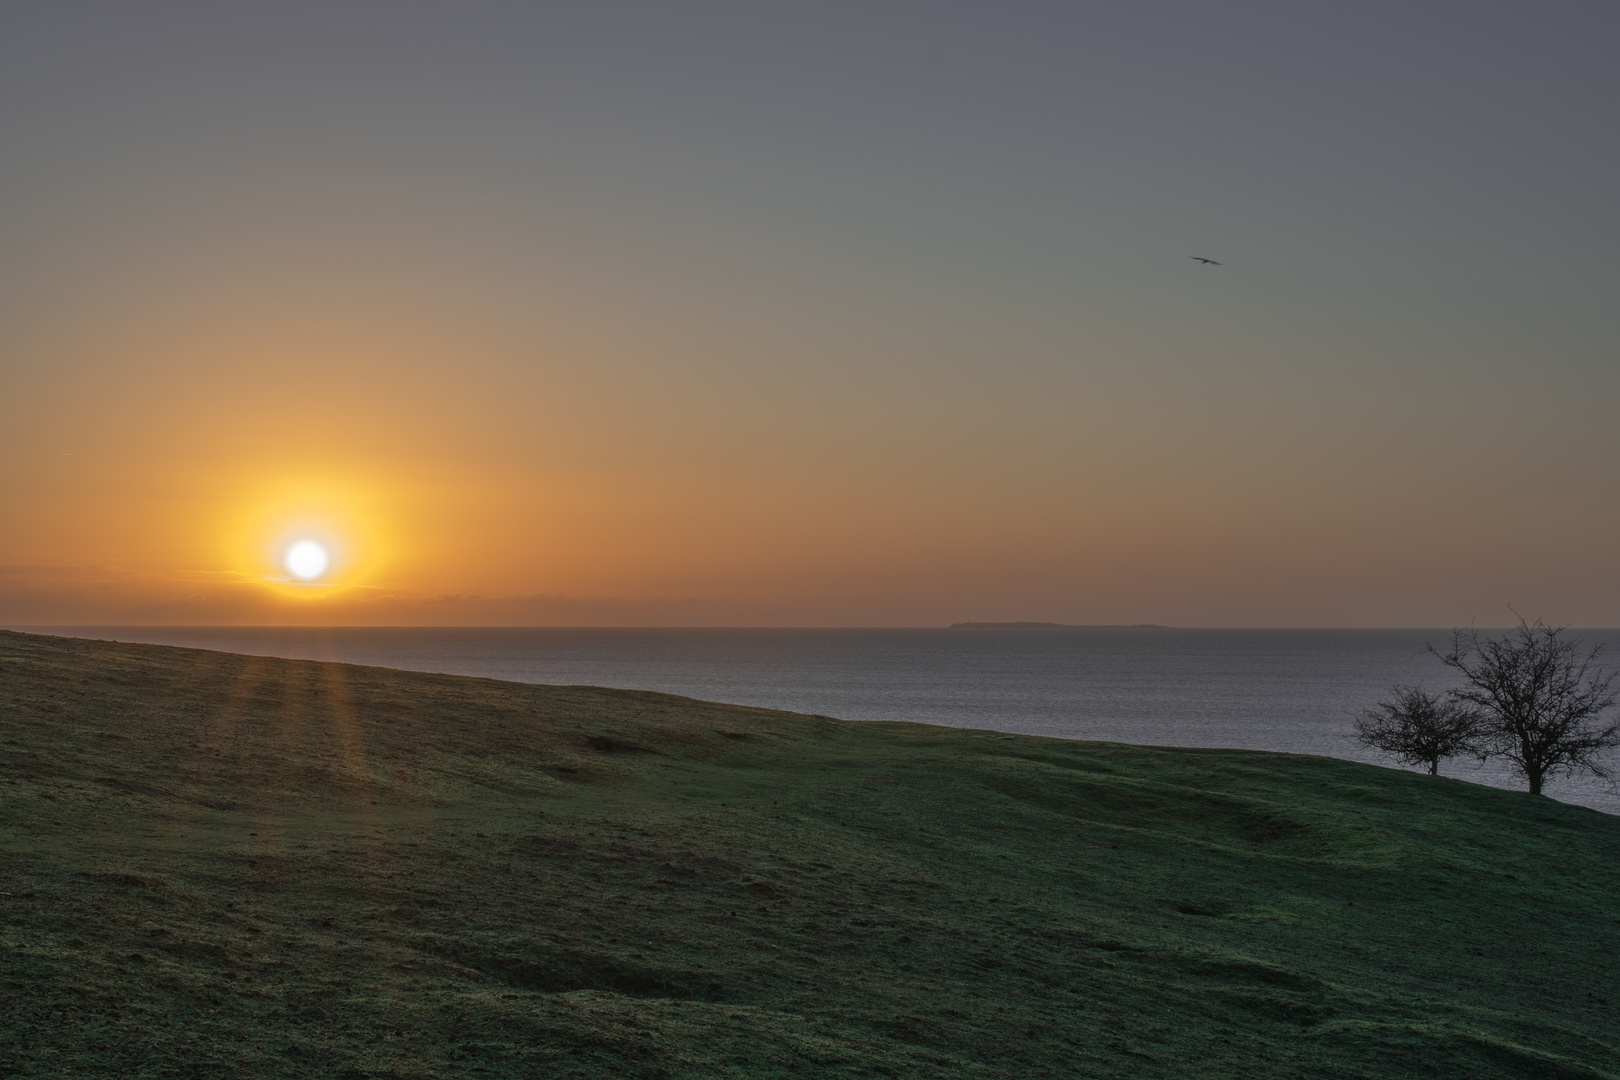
284,539 -> 331,581
221,473 -> 396,597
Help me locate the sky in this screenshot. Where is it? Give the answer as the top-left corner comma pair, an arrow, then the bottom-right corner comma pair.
2,1 -> 1618,627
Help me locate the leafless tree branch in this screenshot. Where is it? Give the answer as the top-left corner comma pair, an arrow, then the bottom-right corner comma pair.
1431,619 -> 1620,795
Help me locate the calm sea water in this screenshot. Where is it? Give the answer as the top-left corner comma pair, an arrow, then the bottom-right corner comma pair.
24,626 -> 1620,815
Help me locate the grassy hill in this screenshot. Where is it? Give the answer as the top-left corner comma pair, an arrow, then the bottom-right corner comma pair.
2,628 -> 1617,1079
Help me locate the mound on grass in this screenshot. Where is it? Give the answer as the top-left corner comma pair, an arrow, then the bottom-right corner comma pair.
1,628 -> 1617,1079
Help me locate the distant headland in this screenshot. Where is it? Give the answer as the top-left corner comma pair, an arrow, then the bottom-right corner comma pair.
948,621 -> 1173,629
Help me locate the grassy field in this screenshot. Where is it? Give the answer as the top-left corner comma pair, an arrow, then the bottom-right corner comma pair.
2,628 -> 1617,1079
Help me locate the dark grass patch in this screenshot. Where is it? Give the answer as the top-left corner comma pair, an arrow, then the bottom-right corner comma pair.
582,735 -> 654,754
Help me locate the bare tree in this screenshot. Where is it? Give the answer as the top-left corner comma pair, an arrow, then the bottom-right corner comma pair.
1356,686 -> 1481,776
1434,620 -> 1620,795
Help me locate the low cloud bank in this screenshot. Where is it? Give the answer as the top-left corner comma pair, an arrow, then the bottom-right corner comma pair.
0,566 -> 715,627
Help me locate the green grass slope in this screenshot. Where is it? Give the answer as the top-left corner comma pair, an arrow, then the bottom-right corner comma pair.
2,629 -> 1617,1079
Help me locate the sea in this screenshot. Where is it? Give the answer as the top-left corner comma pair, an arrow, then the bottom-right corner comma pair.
20,625 -> 1620,816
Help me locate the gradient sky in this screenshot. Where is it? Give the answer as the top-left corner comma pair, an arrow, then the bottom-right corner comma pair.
3,1 -> 1618,627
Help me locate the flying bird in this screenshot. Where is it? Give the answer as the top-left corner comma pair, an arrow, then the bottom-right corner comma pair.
1189,256 -> 1222,265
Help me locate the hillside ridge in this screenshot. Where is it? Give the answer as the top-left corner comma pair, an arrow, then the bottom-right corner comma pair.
2,629 -> 1617,1078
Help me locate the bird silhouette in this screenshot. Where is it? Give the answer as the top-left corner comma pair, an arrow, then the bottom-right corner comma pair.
1189,257 -> 1222,265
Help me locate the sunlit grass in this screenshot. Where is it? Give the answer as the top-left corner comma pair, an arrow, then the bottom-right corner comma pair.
2,629 -> 1617,1078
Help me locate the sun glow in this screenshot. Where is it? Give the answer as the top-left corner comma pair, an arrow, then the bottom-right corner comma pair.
216,472 -> 397,602
284,539 -> 330,580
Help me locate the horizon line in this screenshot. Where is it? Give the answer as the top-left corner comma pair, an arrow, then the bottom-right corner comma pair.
7,623 -> 1609,633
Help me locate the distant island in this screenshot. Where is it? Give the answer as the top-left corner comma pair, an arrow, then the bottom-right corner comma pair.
949,621 -> 1173,629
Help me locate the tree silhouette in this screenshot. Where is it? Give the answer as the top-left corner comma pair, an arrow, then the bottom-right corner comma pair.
1356,686 -> 1480,776
1435,620 -> 1620,795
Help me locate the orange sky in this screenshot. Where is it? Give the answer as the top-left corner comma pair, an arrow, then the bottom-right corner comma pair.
3,5 -> 1618,627
4,277 -> 1614,627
